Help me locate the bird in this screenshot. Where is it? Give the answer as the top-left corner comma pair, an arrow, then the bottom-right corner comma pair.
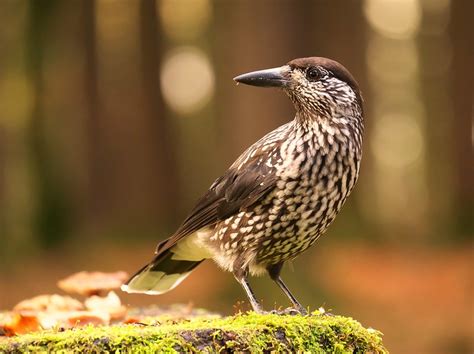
122,57 -> 364,314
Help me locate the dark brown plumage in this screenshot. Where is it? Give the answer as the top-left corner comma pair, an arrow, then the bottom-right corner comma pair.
122,57 -> 364,314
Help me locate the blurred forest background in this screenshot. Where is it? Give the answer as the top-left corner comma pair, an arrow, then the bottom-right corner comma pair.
0,0 -> 472,352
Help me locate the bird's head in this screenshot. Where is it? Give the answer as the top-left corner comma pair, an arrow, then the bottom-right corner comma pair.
234,57 -> 363,122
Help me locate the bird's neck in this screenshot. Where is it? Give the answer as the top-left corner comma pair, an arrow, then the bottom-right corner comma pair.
293,108 -> 364,156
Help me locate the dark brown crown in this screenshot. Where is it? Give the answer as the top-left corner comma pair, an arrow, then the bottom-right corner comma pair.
288,57 -> 362,103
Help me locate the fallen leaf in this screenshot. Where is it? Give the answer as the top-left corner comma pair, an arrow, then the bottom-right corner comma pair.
0,313 -> 40,336
58,271 -> 129,296
66,311 -> 110,327
14,294 -> 83,313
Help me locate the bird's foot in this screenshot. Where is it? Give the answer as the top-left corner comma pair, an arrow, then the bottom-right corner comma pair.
269,307 -> 307,316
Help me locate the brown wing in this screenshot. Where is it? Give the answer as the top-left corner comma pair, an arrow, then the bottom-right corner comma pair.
156,156 -> 277,254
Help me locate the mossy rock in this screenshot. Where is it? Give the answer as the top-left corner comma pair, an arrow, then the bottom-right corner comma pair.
0,311 -> 387,353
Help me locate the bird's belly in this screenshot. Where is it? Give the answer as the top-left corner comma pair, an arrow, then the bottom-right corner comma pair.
205,152 -> 359,274
205,184 -> 347,273
254,194 -> 341,265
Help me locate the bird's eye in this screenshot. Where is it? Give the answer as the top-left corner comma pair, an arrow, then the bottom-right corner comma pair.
306,67 -> 321,81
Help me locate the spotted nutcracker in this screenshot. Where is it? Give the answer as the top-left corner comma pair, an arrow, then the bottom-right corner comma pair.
122,57 -> 364,314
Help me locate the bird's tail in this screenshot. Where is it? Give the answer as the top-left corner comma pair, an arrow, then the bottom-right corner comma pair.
121,232 -> 211,295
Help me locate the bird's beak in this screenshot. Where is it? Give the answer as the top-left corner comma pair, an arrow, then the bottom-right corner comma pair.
233,65 -> 290,88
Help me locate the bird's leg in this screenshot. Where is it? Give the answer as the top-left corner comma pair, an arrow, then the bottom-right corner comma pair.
233,268 -> 264,313
267,263 -> 307,315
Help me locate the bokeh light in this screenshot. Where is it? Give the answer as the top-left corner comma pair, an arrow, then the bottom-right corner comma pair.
366,36 -> 419,84
371,113 -> 424,168
160,47 -> 215,115
364,0 -> 421,39
362,0 -> 429,237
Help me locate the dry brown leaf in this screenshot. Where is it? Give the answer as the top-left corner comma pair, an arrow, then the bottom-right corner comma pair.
66,311 -> 110,327
13,294 -> 83,313
3,271 -> 132,335
58,271 -> 129,296
0,313 -> 41,336
122,317 -> 141,324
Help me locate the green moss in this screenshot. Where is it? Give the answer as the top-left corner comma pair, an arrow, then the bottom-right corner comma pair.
0,311 -> 387,353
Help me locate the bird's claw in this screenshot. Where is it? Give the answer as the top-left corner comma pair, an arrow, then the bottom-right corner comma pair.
269,307 -> 307,316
